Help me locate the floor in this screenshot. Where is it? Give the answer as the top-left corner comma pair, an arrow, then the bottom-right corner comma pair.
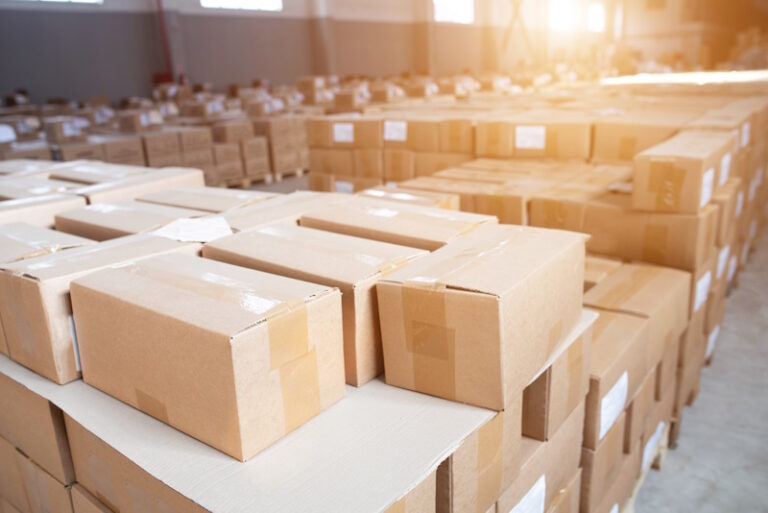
253,177 -> 768,510
637,234 -> 768,512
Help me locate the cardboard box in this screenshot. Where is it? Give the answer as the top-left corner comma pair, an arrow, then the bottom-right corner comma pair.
54,142 -> 106,162
414,152 -> 473,177
147,152 -> 184,168
310,148 -> 355,176
384,148 -> 416,181
546,468 -> 581,513
212,142 -> 241,164
711,178 -> 741,246
118,109 -> 163,133
400,119 -> 439,152
353,148 -> 384,178
223,191 -> 347,231
704,279 -> 726,336
436,397 -> 522,513
584,255 -> 622,292
390,470 -> 437,513
584,263 -> 691,373
592,111 -> 690,162
0,436 -> 29,513
0,370 -> 74,484
173,126 -> 213,152
215,160 -> 246,182
55,200 -> 206,241
582,311 -> 648,451
439,118 -> 474,154
212,120 -> 254,144
592,440 -> 641,513
475,119 -> 516,158
15,447 -> 74,513
241,136 -> 268,160
645,382 -> 675,448
678,306 -> 706,372
655,330 -> 680,402
0,176 -> 83,200
77,167 -> 205,204
359,185 -> 460,210
142,131 -> 180,159
181,147 -> 214,169
71,254 -> 346,460
0,141 -> 52,161
71,485 -> 111,513
308,173 -> 382,193
137,186 -> 274,213
300,195 -> 496,250
580,412 -> 626,513
88,134 -> 144,164
496,403 -> 585,513
523,310 -> 595,440
0,234 -> 199,383
0,223 -> 92,264
529,191 -> 718,272
244,156 -> 271,179
271,145 -> 301,173
377,225 -> 585,410
623,370 -> 655,454
307,118 -> 382,149
203,224 -> 426,386
633,130 -> 736,214
44,117 -> 86,144
0,194 -> 86,228
509,111 -> 592,160
48,161 -> 148,185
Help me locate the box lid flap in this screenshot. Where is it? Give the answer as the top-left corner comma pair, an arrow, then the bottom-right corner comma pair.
0,223 -> 92,264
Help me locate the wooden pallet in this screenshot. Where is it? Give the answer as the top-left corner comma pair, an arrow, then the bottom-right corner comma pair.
273,167 -> 306,183
247,173 -> 274,186
220,177 -> 251,189
621,425 -> 670,513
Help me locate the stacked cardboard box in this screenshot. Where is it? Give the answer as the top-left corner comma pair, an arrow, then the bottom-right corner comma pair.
252,116 -> 308,180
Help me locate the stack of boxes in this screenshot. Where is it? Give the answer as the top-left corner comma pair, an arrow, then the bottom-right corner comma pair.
252,116 -> 307,181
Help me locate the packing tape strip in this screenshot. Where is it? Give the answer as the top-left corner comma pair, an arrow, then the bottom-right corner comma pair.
648,161 -> 686,210
544,129 -> 558,159
618,137 -> 638,161
402,285 -> 456,401
641,224 -> 669,264
279,348 -> 322,434
593,266 -> 664,311
475,413 -> 503,513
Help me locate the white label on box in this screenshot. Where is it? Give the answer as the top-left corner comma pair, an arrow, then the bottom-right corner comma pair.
741,122 -> 751,148
334,180 -> 354,194
139,113 -> 150,126
62,121 -> 81,137
147,110 -> 164,124
153,217 -> 233,243
720,153 -> 732,186
735,191 -> 744,218
0,124 -> 16,144
642,421 -> 666,470
515,125 -> 546,150
599,371 -> 628,440
717,245 -> 730,280
69,315 -> 81,372
509,475 -> 546,513
694,271 -> 711,313
609,504 -> 619,513
383,120 -> 407,142
706,325 -> 720,360
332,123 -> 354,143
73,117 -> 90,129
700,168 -> 715,208
728,255 -> 738,283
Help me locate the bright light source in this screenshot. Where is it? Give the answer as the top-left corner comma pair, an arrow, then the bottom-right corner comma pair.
433,0 -> 474,24
587,2 -> 606,33
200,0 -> 283,11
549,0 -> 576,32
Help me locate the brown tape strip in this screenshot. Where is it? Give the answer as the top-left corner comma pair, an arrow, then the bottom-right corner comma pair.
648,161 -> 685,210
618,137 -> 637,161
594,267 -> 663,310
268,301 -> 310,370
642,224 -> 669,264
135,389 -> 169,424
402,285 -> 456,401
476,414 -> 503,513
280,348 -> 322,433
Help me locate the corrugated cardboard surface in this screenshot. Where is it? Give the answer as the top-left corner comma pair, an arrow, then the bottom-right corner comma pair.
592,439 -> 641,513
223,191 -> 349,231
0,223 -> 92,264
583,256 -> 622,292
76,168 -> 204,204
0,355 -> 494,513
580,411 -> 626,513
47,161 -> 148,185
0,194 -> 86,228
545,468 -> 581,513
136,187 -> 276,213
358,186 -> 460,210
623,371 -> 656,455
70,485 -> 111,513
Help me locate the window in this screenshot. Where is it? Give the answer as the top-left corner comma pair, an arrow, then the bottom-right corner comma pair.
587,2 -> 605,33
200,0 -> 283,11
433,0 -> 474,24
549,0 -> 576,31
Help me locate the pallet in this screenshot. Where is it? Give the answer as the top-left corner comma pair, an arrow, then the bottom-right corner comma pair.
220,177 -> 251,189
273,167 -> 306,183
621,425 -> 670,513
247,173 -> 274,186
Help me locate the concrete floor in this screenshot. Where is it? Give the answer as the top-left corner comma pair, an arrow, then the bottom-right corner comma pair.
253,177 -> 768,510
637,234 -> 768,512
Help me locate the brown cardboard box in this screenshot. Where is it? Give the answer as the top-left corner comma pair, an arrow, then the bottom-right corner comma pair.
623,370 -> 655,454
203,224 -> 426,386
212,120 -> 254,144
509,111 -> 592,160
0,234 -> 199,383
584,255 -> 622,292
118,109 -> 163,133
173,126 -> 213,152
244,156 -> 271,179
0,176 -> 83,200
0,141 -> 52,161
353,149 -> 384,178
711,178 -> 741,246
77,167 -> 205,204
439,118 -> 474,154
436,397 -> 522,513
48,161 -> 147,185
690,251 -> 715,319
645,383 -> 675,448
592,440 -> 641,513
592,111 -> 690,162
137,187 -> 274,213
71,485 -> 111,513
0,371 -> 74,484
388,469 -> 437,513
142,131 -> 180,160
308,173 -> 381,194
475,119 -> 516,158
384,148 -> 415,181
584,263 -> 691,373
529,191 -> 718,272
241,136 -> 268,160
44,117 -> 86,144
310,149 -> 355,176
633,130 -> 735,214
0,223 -> 91,264
213,142 -> 241,164
0,436 -> 29,513
89,134 -> 144,164
271,145 -> 301,174
71,254 -> 346,461
55,200 -> 206,241
182,147 -> 214,169
146,152 -> 183,168
704,279 -> 726,336
359,185 -> 459,210
216,160 -> 245,182
377,224 -> 585,410
580,412 -> 626,513
546,468 -> 581,513
15,451 -> 73,513
678,306 -> 706,372
0,194 -> 86,228
523,311 -> 595,440
223,191 -> 347,231
655,331 -> 680,402
496,403 -> 585,513
54,142 -> 106,162
583,311 -> 648,451
414,152 -> 473,177
401,119 -> 440,152
307,118 -> 382,149
300,195 -> 496,250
